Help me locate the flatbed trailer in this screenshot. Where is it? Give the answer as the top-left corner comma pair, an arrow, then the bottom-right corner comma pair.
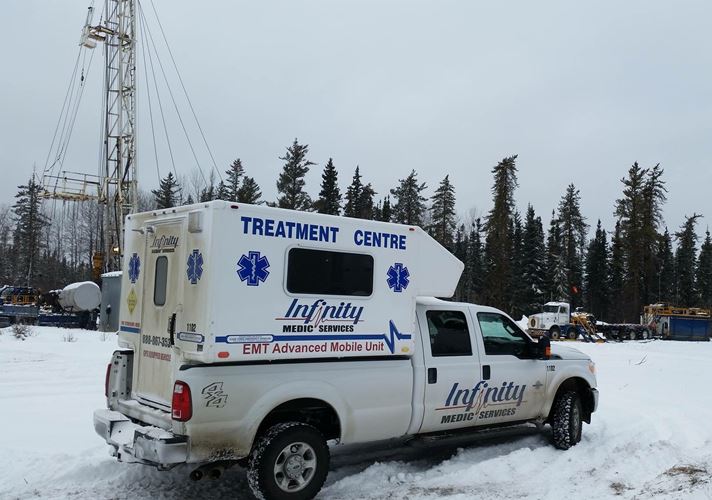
596,323 -> 652,341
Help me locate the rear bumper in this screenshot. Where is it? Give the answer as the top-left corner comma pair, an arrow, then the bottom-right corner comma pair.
93,409 -> 188,468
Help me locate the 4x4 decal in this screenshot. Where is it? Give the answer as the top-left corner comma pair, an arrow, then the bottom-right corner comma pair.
202,382 -> 228,408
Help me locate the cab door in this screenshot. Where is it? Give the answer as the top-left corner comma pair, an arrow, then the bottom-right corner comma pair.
418,306 -> 482,433
470,311 -> 548,424
134,220 -> 185,409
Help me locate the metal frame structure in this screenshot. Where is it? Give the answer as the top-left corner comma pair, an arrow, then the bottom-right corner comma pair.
43,0 -> 139,272
100,0 -> 138,270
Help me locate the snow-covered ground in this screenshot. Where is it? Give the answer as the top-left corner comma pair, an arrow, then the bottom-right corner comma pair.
2,326 -> 712,499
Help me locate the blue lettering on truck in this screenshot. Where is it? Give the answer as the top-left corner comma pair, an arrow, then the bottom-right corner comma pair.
240,216 -> 407,250
240,216 -> 339,243
354,230 -> 406,250
280,298 -> 364,325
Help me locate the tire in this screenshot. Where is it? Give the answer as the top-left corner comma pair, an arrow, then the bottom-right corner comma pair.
641,329 -> 649,340
627,330 -> 636,341
550,326 -> 560,341
551,390 -> 583,450
567,329 -> 577,340
247,422 -> 329,500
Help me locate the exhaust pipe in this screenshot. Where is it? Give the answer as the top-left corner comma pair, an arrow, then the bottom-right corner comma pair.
190,461 -> 231,481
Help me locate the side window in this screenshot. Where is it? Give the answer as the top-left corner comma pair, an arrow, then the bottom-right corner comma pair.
154,256 -> 168,306
287,248 -> 373,296
477,312 -> 530,357
426,310 -> 472,357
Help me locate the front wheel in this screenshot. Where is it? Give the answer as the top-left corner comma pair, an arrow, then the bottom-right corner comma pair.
247,422 -> 329,500
551,391 -> 583,450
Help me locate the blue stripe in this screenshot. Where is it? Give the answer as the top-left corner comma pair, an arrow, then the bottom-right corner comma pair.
120,325 -> 141,334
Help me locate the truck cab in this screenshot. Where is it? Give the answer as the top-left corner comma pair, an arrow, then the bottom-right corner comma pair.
528,301 -> 571,339
414,298 -> 596,434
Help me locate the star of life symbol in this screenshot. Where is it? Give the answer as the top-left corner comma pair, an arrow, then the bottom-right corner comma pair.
186,249 -> 204,284
387,262 -> 410,292
128,253 -> 140,283
237,251 -> 270,286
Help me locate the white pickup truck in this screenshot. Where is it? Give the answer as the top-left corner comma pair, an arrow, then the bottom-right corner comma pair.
94,202 -> 598,500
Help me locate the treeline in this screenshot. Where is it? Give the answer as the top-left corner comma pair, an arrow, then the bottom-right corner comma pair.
4,139 -> 712,322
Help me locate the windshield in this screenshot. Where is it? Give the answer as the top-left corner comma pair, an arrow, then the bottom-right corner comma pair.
543,305 -> 559,313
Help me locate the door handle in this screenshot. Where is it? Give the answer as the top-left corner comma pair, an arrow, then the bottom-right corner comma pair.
427,367 -> 437,384
483,365 -> 491,380
168,313 -> 176,346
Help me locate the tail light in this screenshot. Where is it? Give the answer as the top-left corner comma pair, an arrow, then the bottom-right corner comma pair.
104,363 -> 112,398
172,381 -> 193,421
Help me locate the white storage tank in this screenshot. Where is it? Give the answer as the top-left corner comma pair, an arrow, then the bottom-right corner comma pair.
58,281 -> 102,312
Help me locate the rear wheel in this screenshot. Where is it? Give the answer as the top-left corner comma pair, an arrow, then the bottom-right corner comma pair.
551,391 -> 583,450
627,329 -> 636,341
641,329 -> 650,340
247,422 -> 329,500
567,329 -> 577,340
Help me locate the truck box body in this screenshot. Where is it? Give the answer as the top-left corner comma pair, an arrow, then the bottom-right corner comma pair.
117,201 -> 462,408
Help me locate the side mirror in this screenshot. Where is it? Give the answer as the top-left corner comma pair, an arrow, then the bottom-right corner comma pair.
538,336 -> 551,360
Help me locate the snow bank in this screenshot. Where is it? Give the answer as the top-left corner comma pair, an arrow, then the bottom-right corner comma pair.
2,328 -> 712,499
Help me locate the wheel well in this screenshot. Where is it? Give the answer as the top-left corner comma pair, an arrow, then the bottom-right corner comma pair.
550,377 -> 594,424
256,398 -> 341,443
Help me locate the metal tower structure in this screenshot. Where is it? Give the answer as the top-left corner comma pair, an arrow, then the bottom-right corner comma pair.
89,0 -> 138,271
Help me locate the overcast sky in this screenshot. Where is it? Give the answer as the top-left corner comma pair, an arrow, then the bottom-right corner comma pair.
2,0 -> 711,237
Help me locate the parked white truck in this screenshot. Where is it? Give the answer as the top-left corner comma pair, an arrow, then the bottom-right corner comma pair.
94,201 -> 598,500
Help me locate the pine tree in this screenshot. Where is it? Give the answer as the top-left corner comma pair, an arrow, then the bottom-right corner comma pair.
343,167 -> 364,218
428,175 -> 457,250
12,176 -> 48,285
656,228 -> 675,303
584,220 -> 610,319
641,165 -> 667,304
609,221 -> 627,321
315,158 -> 341,215
553,254 -> 570,302
675,214 -> 701,306
390,170 -> 427,226
224,159 -> 245,202
277,139 -> 314,211
557,184 -> 588,308
237,176 -> 262,204
152,172 -> 179,209
379,196 -> 392,222
614,163 -> 646,319
216,181 -> 229,200
521,204 -> 546,310
465,218 -> 485,303
199,171 -> 217,202
544,211 -> 562,301
696,230 -> 712,308
615,163 -> 667,320
510,211 -> 527,318
357,184 -> 376,220
483,155 -> 518,311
